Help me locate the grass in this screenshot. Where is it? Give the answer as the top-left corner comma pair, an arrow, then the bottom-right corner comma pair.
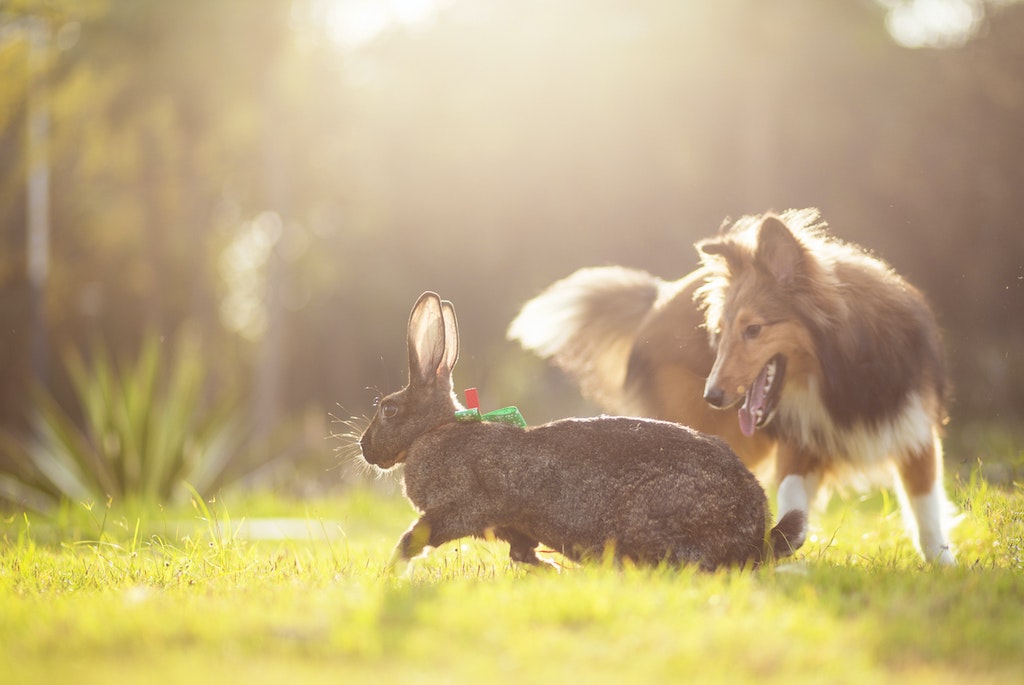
1,468 -> 1022,685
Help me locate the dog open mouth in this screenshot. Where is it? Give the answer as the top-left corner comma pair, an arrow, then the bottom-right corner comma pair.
737,355 -> 785,437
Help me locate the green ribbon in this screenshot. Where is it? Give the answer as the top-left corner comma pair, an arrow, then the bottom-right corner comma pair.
454,406 -> 527,428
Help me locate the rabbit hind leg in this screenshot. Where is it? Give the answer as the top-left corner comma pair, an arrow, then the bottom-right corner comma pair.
493,526 -> 544,565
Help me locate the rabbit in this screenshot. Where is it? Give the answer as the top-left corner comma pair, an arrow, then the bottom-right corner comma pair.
359,292 -> 805,570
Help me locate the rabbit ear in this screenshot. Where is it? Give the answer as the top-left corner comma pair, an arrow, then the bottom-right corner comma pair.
407,292 -> 456,387
439,299 -> 459,374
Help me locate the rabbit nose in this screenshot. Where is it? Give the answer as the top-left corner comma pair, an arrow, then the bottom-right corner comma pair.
704,386 -> 726,408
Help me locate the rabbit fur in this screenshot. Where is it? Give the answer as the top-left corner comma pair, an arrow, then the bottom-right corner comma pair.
359,292 -> 804,570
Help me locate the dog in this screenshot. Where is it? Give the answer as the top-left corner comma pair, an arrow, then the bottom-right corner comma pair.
508,208 -> 956,564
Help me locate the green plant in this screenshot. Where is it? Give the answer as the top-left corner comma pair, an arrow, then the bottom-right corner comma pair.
0,331 -> 250,510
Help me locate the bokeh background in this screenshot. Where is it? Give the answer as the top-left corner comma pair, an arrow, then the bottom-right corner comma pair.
2,0 -> 1022,500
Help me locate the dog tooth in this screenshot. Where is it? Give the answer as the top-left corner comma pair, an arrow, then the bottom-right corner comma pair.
764,359 -> 776,393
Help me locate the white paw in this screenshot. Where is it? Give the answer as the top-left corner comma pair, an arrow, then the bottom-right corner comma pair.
927,544 -> 956,566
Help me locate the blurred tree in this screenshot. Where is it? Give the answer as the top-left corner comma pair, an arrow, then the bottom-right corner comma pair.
1,0 -> 1022,484
335,0 -> 1024,425
0,0 -> 356,487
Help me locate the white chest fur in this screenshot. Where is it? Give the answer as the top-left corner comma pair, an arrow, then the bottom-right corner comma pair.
778,377 -> 934,464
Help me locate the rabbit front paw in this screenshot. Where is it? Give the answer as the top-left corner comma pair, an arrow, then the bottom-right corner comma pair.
391,517 -> 433,564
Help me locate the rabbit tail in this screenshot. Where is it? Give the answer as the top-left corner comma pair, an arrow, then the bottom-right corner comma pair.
769,509 -> 807,559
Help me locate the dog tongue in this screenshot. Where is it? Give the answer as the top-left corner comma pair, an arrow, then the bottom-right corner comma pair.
737,363 -> 770,437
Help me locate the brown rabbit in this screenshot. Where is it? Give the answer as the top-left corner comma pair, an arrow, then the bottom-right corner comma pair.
359,292 -> 804,570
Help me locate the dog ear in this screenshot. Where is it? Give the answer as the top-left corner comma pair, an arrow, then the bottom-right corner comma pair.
755,215 -> 805,284
697,237 -> 746,274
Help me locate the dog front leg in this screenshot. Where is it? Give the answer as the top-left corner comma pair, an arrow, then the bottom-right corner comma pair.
774,442 -> 820,552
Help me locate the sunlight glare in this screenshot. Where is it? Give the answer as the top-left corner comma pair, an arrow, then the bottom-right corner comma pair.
321,0 -> 450,51
218,212 -> 283,342
881,0 -> 985,48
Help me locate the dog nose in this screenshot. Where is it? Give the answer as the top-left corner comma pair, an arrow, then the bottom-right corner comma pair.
704,387 -> 725,408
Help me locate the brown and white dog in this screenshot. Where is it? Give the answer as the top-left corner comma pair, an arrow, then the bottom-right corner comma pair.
509,209 -> 956,563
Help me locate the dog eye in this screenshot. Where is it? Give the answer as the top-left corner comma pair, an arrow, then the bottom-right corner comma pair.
380,401 -> 399,419
743,324 -> 762,340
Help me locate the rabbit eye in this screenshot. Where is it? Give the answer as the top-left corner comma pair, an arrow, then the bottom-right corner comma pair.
380,401 -> 399,419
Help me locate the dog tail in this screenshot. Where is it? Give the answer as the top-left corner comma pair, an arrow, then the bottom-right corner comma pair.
508,266 -> 666,411
768,510 -> 807,560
